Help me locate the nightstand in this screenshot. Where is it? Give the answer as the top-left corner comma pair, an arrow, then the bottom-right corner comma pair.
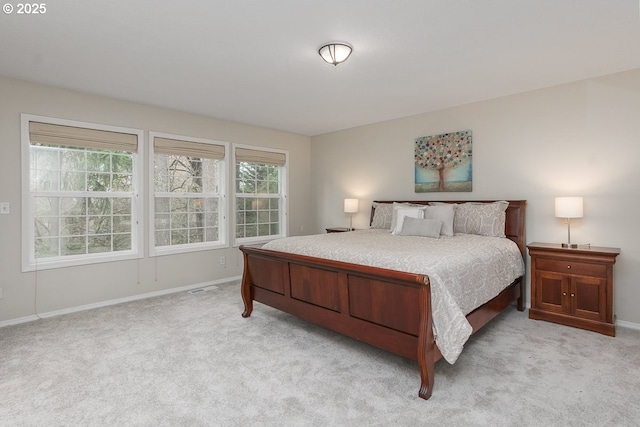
527,242 -> 620,336
325,227 -> 354,233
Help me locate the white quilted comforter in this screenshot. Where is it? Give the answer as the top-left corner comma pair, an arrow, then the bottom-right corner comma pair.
263,229 -> 524,363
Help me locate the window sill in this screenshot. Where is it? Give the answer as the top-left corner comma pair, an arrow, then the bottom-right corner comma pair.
23,250 -> 142,272
150,242 -> 229,257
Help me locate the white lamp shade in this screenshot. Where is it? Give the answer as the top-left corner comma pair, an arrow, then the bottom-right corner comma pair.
344,198 -> 359,213
555,196 -> 583,218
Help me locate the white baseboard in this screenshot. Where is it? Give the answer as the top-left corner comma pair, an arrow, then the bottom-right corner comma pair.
0,276 -> 241,328
0,314 -> 41,327
615,319 -> 640,332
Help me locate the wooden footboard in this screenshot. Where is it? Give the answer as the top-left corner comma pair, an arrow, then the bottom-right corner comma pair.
240,245 -> 439,399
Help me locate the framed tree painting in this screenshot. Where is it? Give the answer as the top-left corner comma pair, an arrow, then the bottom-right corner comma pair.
414,130 -> 472,192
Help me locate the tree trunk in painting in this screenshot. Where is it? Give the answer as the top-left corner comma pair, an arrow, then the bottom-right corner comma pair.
438,167 -> 445,191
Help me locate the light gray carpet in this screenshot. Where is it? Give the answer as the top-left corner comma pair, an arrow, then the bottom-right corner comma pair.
1,281 -> 639,426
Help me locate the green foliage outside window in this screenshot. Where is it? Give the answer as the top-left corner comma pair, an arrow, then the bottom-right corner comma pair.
235,162 -> 280,239
31,145 -> 133,259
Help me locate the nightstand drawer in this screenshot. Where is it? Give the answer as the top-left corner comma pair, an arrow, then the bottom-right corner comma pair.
536,258 -> 607,278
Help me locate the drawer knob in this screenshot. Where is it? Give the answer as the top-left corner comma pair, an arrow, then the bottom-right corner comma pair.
567,265 -> 571,269
562,292 -> 567,296
571,293 -> 575,297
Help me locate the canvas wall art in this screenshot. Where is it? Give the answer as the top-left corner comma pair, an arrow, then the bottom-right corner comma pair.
414,130 -> 472,192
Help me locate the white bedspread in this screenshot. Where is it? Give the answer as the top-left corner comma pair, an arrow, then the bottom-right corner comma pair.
263,229 -> 524,363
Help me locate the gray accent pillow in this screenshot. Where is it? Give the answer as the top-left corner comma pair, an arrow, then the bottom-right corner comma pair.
371,202 -> 393,229
423,204 -> 455,237
398,217 -> 442,238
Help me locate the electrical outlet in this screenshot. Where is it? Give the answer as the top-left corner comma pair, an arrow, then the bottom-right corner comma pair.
220,256 -> 226,265
0,202 -> 9,215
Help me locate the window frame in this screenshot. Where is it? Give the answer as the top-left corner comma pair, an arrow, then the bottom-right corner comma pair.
232,143 -> 288,247
149,131 -> 229,257
21,114 -> 144,272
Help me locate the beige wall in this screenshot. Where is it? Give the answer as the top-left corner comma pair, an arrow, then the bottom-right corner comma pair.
0,77 -> 312,323
311,69 -> 640,326
3,70 -> 639,327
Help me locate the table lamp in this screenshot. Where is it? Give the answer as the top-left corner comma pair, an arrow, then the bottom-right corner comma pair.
344,198 -> 358,230
555,196 -> 583,248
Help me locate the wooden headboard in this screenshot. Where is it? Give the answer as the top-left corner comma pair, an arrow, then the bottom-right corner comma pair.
370,200 -> 527,258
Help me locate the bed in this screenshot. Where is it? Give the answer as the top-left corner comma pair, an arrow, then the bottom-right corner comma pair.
239,200 -> 526,400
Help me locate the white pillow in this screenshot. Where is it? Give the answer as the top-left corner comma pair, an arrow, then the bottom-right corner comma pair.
390,202 -> 424,231
398,217 -> 442,238
391,206 -> 425,234
423,204 -> 455,237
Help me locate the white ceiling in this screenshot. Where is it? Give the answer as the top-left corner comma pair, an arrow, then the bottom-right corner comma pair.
1,0 -> 639,136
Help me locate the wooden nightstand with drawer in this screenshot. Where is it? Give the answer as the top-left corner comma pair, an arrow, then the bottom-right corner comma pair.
527,242 -> 620,336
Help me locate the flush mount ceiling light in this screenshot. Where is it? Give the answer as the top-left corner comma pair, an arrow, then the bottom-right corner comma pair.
318,43 -> 352,66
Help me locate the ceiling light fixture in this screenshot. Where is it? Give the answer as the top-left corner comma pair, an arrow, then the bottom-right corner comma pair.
318,43 -> 352,66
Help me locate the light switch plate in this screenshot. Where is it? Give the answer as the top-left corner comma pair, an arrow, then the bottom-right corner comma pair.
0,202 -> 9,214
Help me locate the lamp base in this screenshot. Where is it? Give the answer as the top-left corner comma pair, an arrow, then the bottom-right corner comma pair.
561,243 -> 578,249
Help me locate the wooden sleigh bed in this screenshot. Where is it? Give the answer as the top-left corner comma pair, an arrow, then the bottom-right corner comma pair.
240,200 -> 526,400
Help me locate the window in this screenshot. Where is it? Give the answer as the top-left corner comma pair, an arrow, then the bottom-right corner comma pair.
22,115 -> 143,271
150,132 -> 227,255
233,146 -> 287,245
